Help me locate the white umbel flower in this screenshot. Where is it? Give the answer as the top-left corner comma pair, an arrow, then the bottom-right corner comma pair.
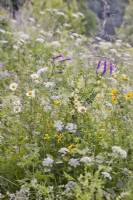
58,147 -> 68,155
101,172 -> 112,180
54,120 -> 64,131
26,90 -> 35,98
9,83 -> 18,91
42,157 -> 54,167
51,41 -> 61,48
65,123 -> 77,133
80,156 -> 91,163
37,67 -> 48,75
112,146 -> 127,158
68,158 -> 80,168
36,38 -> 45,43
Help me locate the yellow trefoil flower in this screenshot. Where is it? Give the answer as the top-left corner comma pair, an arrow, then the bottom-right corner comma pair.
44,134 -> 50,140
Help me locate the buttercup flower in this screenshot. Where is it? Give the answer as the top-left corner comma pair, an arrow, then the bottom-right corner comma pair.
9,83 -> 18,91
26,90 -> 35,98
122,74 -> 128,81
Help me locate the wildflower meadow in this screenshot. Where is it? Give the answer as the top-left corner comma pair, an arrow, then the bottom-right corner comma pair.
0,1 -> 133,199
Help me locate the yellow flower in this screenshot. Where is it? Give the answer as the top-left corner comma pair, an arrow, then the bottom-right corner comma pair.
113,74 -> 117,79
44,134 -> 50,140
110,89 -> 118,96
111,96 -> 117,103
124,92 -> 133,99
57,133 -> 62,142
121,74 -> 128,81
67,144 -> 75,151
53,100 -> 60,105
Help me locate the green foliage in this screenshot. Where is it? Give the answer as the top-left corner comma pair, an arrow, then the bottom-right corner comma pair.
0,2 -> 133,200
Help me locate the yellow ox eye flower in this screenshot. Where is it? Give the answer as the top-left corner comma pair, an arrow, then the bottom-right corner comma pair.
111,96 -> 117,103
67,144 -> 76,151
124,92 -> 133,99
110,89 -> 118,96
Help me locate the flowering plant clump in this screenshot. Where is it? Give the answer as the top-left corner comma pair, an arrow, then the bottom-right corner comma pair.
1,2 -> 133,199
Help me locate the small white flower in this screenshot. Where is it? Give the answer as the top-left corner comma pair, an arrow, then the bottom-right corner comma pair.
44,105 -> 52,112
101,172 -> 112,180
65,123 -> 77,133
31,73 -> 39,79
26,90 -> 35,98
72,13 -> 79,18
54,120 -> 64,131
58,147 -> 68,155
77,106 -> 87,113
44,82 -> 54,88
68,158 -> 80,168
112,146 -> 127,158
37,67 -> 48,75
14,106 -> 21,113
36,38 -> 45,43
42,157 -> 54,167
51,41 -> 61,48
65,181 -> 76,190
9,83 -> 18,91
80,156 -> 91,163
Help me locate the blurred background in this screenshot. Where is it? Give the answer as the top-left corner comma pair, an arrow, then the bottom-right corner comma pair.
0,0 -> 133,45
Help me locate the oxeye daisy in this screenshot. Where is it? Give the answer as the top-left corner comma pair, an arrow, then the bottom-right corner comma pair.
31,73 -> 39,79
77,106 -> 87,113
26,90 -> 35,98
111,96 -> 117,103
110,89 -> 118,96
124,91 -> 133,99
9,83 -> 18,91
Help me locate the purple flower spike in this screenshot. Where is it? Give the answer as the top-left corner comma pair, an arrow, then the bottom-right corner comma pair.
96,60 -> 101,74
110,61 -> 113,74
52,54 -> 64,61
101,60 -> 107,76
59,58 -> 72,62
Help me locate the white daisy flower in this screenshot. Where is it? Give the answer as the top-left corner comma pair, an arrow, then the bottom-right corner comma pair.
9,83 -> 18,91
77,106 -> 87,113
30,73 -> 39,79
26,90 -> 35,98
14,106 -> 21,113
